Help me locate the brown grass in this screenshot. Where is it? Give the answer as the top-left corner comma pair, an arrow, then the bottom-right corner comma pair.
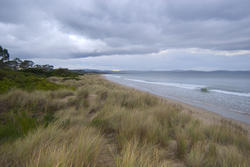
0,109 -> 108,167
0,74 -> 249,167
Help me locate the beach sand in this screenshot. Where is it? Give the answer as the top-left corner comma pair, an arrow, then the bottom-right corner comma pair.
164,97 -> 250,136
104,76 -> 250,136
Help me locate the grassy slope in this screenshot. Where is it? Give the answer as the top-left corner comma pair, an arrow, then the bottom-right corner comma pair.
0,69 -> 74,93
0,74 -> 249,167
0,69 -> 76,141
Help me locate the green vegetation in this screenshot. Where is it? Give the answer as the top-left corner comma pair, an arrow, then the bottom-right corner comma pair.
1,45 -> 56,71
0,67 -> 78,142
0,45 -> 78,93
0,73 -> 249,167
0,87 -> 75,142
0,69 -> 76,93
21,68 -> 79,78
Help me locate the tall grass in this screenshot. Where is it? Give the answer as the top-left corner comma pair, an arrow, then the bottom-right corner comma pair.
87,75 -> 250,166
0,89 -> 74,141
0,74 -> 249,166
115,139 -> 168,167
204,119 -> 250,152
186,142 -> 248,167
0,124 -> 106,167
49,89 -> 74,99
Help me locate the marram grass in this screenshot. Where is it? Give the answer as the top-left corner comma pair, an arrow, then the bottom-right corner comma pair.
0,74 -> 249,167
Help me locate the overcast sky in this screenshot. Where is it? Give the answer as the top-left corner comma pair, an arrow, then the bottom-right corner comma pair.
1,0 -> 250,70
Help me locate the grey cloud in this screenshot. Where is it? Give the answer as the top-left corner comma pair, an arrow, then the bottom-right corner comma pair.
0,0 -> 250,61
164,0 -> 250,21
33,53 -> 250,71
49,0 -> 250,50
71,47 -> 157,58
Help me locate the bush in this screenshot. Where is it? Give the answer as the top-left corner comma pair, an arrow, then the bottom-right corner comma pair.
0,69 -> 73,94
21,68 -> 79,78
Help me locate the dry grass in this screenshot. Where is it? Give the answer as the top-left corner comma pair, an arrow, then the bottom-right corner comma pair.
0,89 -> 66,114
49,89 -> 75,99
0,110 -> 108,167
0,89 -> 74,141
186,142 -> 248,167
87,75 -> 250,166
115,139 -> 168,167
0,74 -> 249,167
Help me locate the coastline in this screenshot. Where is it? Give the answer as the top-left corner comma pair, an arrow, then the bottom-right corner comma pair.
103,73 -> 250,125
103,75 -> 250,136
1,73 -> 250,166
164,96 -> 250,136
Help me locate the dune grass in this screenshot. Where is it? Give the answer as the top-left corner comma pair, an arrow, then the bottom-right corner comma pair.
0,74 -> 249,167
0,69 -> 74,94
0,123 -> 106,167
115,139 -> 169,167
0,89 -> 75,141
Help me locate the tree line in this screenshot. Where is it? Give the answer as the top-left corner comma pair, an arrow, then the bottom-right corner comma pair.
0,46 -> 54,71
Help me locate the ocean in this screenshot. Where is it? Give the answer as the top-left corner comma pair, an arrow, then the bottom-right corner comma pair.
104,71 -> 250,124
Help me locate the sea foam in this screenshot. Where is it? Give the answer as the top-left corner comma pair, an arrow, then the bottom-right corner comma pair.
106,75 -> 250,98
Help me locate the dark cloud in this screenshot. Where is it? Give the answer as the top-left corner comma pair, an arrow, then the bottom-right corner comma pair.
164,0 -> 250,21
0,0 -> 250,70
48,0 -> 250,50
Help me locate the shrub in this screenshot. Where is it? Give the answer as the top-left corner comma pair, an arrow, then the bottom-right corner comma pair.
21,68 -> 79,78
0,69 -> 73,94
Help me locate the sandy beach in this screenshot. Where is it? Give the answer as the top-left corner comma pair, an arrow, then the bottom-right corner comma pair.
164,96 -> 250,136
104,76 -> 250,136
104,72 -> 250,125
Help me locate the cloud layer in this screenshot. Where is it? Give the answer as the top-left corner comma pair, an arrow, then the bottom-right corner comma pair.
1,0 -> 250,70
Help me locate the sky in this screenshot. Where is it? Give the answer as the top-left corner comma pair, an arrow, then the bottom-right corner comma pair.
1,0 -> 250,70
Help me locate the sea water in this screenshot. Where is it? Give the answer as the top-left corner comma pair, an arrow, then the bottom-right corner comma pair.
104,71 -> 250,124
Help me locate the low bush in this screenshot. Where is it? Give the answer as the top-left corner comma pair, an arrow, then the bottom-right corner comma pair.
0,69 -> 73,94
21,68 -> 79,78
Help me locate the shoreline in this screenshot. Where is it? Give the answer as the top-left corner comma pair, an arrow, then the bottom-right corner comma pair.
1,73 -> 249,166
103,76 -> 250,136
